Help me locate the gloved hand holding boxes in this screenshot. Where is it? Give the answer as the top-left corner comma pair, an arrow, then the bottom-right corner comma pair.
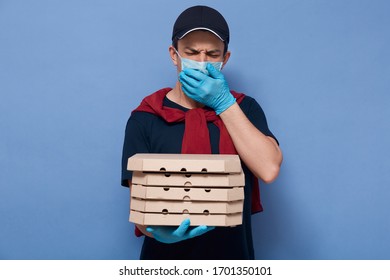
127,153 -> 245,227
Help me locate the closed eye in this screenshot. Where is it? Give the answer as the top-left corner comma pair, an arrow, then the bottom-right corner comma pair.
207,53 -> 221,59
184,48 -> 223,59
185,51 -> 200,56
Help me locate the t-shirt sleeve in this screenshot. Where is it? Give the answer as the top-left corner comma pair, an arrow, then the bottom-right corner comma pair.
121,114 -> 150,187
242,96 -> 279,145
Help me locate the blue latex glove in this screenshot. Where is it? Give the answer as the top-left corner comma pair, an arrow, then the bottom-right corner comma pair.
179,63 -> 236,115
146,218 -> 215,244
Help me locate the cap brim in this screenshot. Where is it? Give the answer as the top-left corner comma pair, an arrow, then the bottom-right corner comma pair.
178,27 -> 225,42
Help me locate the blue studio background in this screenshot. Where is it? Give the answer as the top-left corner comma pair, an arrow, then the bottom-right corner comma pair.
1,0 -> 389,260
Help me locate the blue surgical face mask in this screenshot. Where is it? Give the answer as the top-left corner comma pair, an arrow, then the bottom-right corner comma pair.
174,49 -> 223,75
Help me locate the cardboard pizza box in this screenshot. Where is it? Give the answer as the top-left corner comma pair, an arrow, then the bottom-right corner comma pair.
131,171 -> 245,187
129,210 -> 242,227
131,184 -> 244,202
130,198 -> 243,214
127,153 -> 242,174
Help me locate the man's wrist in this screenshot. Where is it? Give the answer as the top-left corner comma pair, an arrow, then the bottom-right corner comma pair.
215,94 -> 236,115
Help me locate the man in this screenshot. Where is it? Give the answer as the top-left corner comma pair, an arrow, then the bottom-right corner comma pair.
121,5 -> 282,259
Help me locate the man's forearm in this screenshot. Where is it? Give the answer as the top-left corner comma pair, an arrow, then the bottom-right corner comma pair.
220,103 -> 283,183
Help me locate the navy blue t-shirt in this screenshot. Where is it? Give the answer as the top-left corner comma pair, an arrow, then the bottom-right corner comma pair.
121,93 -> 277,260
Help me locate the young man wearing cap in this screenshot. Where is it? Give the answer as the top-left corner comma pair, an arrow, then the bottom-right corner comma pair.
121,6 -> 282,259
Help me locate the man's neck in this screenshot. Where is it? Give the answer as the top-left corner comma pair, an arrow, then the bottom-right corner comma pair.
166,82 -> 204,110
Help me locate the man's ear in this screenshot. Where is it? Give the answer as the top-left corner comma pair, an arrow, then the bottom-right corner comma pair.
221,50 -> 231,70
169,45 -> 178,66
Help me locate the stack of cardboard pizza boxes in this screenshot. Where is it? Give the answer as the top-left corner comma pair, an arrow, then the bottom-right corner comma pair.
127,153 -> 245,227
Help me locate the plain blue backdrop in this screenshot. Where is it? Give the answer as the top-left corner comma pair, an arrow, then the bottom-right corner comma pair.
1,0 -> 389,260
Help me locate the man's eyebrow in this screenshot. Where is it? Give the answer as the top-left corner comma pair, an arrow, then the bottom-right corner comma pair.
184,47 -> 222,54
184,47 -> 201,53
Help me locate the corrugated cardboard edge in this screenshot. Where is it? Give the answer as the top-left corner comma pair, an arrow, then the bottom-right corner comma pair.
130,198 -> 244,214
129,210 -> 242,227
127,153 -> 242,173
131,170 -> 245,187
131,184 -> 244,202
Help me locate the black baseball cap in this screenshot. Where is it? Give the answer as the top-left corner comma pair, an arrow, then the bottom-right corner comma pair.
172,5 -> 230,45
